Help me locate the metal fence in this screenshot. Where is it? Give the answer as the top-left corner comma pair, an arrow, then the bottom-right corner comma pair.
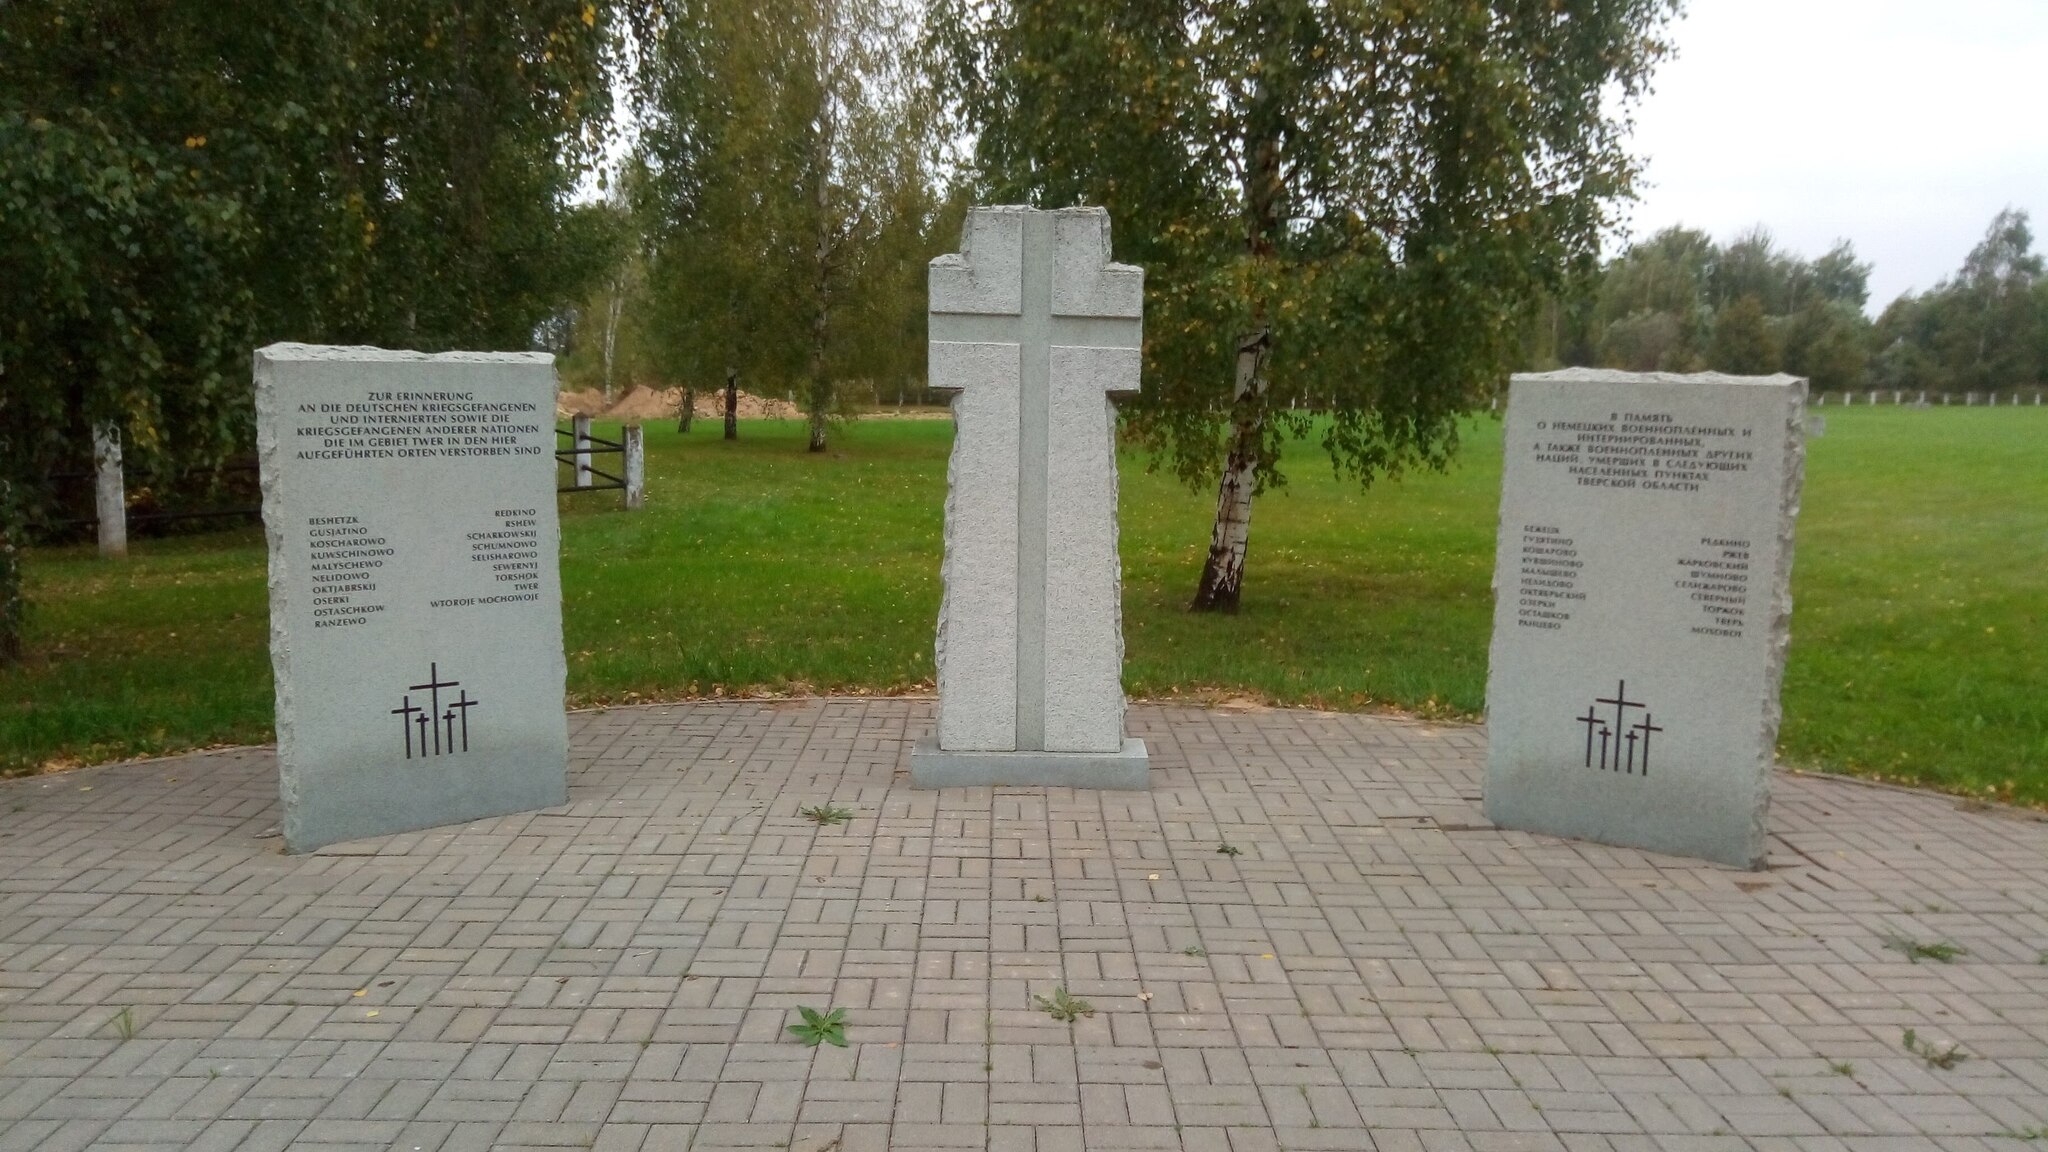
1810,388 -> 2048,407
47,460 -> 260,533
557,417 -> 645,510
556,417 -> 628,496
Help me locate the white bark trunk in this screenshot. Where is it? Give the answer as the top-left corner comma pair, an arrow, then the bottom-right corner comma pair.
1190,330 -> 1271,612
601,282 -> 625,406
94,423 -> 126,559
623,424 -> 645,509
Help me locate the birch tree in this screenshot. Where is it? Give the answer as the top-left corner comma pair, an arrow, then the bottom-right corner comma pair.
631,1 -> 808,444
794,0 -> 939,451
631,0 -> 938,451
933,0 -> 1678,610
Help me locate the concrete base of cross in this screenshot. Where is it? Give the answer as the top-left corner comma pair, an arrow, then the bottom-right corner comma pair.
909,736 -> 1149,790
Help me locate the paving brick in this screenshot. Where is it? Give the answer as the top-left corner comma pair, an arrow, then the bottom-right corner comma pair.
2,701 -> 2045,1151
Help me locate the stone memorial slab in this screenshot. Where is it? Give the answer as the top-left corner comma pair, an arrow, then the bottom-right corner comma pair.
255,344 -> 568,852
912,206 -> 1149,788
1484,369 -> 1806,868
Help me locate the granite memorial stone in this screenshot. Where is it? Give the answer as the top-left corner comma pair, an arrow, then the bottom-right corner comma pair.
256,344 -> 569,852
1484,368 -> 1806,868
911,206 -> 1149,788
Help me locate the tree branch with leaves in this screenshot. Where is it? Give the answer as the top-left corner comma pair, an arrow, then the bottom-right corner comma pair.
932,0 -> 1679,610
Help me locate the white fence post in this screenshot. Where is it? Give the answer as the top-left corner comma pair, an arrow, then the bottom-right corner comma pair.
573,414 -> 593,488
93,422 -> 126,559
623,425 -> 645,510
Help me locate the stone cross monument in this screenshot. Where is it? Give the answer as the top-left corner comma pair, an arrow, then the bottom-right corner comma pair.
910,206 -> 1150,789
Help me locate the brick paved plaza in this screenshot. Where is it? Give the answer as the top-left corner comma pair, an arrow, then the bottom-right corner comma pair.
3,700 -> 2046,1151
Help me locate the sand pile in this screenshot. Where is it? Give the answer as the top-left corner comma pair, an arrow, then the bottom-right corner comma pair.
682,388 -> 803,420
607,386 -> 686,421
555,386 -> 803,422
556,389 -> 608,419
862,405 -> 953,420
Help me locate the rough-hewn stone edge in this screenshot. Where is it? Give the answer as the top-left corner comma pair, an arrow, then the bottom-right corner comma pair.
1513,367 -> 1803,390
252,348 -> 299,838
255,343 -> 554,364
1104,391 -> 1129,744
909,737 -> 1149,790
1749,376 -> 1809,867
934,389 -> 961,739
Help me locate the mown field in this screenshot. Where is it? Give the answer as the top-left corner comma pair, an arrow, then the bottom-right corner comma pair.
5,405 -> 2044,804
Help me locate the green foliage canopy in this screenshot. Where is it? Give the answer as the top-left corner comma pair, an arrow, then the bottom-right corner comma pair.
1564,225 -> 1875,390
0,0 -> 620,524
931,0 -> 1681,493
0,0 -> 621,663
1550,212 -> 2048,398
1875,208 -> 2044,395
626,0 -> 946,431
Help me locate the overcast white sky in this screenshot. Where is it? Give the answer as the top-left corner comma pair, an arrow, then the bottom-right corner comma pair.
1620,0 -> 2048,312
596,2 -> 2045,313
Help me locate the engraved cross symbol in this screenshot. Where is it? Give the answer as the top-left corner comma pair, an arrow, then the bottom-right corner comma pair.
1593,679 -> 1644,771
1576,706 -> 1601,768
409,662 -> 461,756
392,696 -> 423,759
1630,713 -> 1663,776
449,690 -> 479,753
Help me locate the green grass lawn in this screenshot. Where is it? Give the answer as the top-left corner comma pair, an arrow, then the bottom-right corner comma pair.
6,405 -> 2044,804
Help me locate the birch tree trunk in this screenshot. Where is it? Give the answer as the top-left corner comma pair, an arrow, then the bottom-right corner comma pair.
1190,329 -> 1270,611
806,381 -> 830,451
805,203 -> 833,452
601,280 -> 625,406
0,478 -> 21,665
804,0 -> 840,455
1191,89 -> 1281,613
804,139 -> 834,454
723,366 -> 739,440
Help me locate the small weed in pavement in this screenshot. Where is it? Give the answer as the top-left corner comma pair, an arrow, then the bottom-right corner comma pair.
1035,987 -> 1094,1023
787,1006 -> 848,1047
1884,936 -> 1966,964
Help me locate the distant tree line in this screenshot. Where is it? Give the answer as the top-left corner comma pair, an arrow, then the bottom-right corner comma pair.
1530,209 -> 2048,395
